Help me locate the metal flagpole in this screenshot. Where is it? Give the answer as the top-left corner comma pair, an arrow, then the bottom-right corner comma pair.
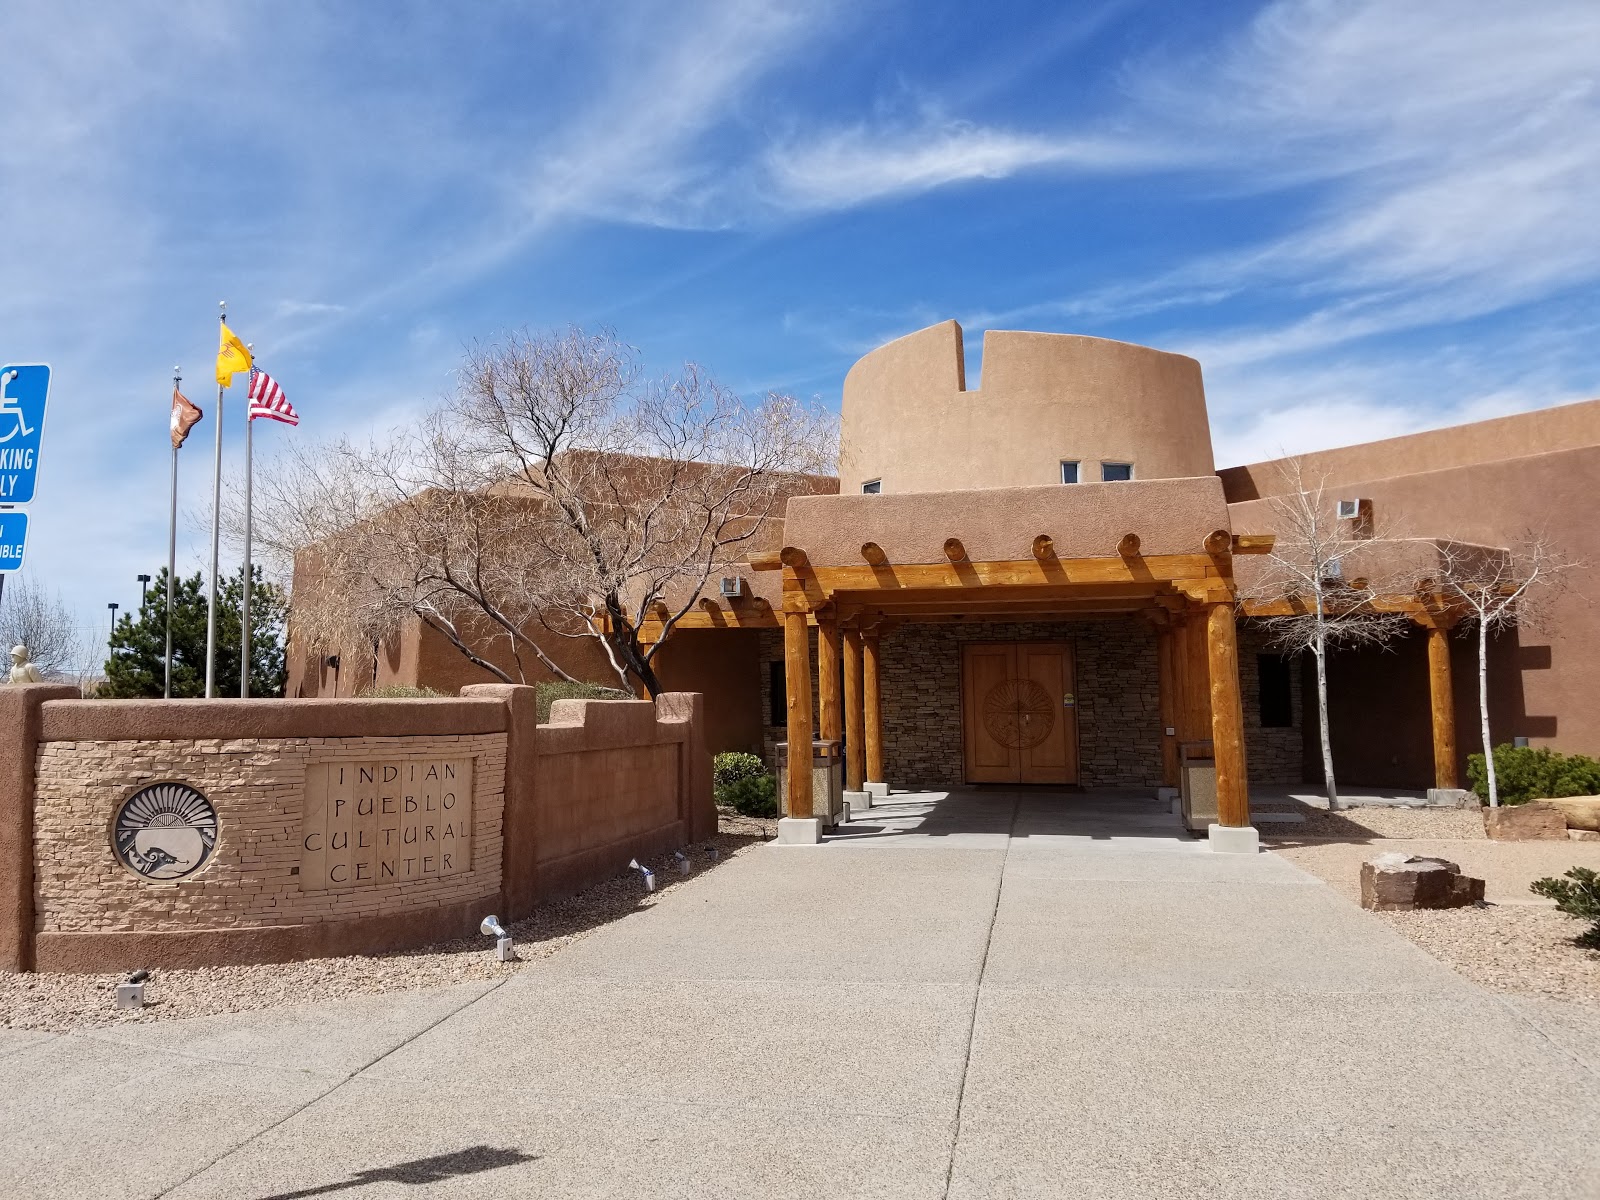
240,350 -> 253,700
205,301 -> 226,699
166,366 -> 180,699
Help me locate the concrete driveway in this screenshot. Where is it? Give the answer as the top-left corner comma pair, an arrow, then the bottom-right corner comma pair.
4,789 -> 1597,1198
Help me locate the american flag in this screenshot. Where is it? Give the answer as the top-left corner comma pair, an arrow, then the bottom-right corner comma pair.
247,366 -> 299,426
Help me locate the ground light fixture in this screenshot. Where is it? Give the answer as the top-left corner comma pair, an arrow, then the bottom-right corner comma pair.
479,915 -> 514,962
673,850 -> 690,875
704,845 -> 720,861
116,969 -> 150,1010
628,859 -> 656,892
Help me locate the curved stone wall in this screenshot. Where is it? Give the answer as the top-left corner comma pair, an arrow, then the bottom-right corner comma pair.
839,320 -> 1215,494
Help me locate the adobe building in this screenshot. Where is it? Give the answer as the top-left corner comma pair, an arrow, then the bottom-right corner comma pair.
289,321 -> 1600,849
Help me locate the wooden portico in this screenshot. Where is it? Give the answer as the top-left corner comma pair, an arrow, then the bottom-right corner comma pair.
746,527 -> 1273,834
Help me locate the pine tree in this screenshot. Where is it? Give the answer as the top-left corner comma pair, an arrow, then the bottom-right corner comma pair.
100,567 -> 286,698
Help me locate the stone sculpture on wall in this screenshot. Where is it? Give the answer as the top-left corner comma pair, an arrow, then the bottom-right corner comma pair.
8,644 -> 43,685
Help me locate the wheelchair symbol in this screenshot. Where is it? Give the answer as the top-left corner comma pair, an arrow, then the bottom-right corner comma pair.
0,369 -> 35,443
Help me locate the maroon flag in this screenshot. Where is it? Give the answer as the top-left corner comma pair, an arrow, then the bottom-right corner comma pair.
170,387 -> 203,449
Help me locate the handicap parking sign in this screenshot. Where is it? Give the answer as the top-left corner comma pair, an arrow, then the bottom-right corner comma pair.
0,364 -> 50,504
0,510 -> 27,571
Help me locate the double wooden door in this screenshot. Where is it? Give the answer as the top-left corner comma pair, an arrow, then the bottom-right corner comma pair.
961,642 -> 1078,785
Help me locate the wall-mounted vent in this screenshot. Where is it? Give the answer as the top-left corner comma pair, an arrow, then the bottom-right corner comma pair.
719,576 -> 746,599
1336,498 -> 1366,520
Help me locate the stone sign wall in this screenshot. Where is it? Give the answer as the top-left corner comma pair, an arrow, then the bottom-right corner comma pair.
31,733 -> 505,938
302,757 -> 474,890
0,688 -> 715,973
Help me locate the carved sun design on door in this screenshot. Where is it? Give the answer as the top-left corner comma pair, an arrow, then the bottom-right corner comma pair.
982,679 -> 1056,749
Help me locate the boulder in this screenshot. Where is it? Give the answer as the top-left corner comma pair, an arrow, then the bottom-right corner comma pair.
1483,802 -> 1569,841
1361,853 -> 1485,911
1544,796 -> 1600,833
1569,829 -> 1600,842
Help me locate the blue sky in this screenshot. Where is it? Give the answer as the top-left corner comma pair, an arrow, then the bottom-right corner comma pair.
3,0 -> 1598,648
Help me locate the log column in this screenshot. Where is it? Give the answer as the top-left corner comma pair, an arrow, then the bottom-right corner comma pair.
1206,602 -> 1251,831
782,603 -> 814,820
843,628 -> 865,792
818,611 -> 841,745
1426,625 -> 1459,790
863,629 -> 885,790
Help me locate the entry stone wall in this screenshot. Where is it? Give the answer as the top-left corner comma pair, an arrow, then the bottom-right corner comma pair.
752,618 -> 1306,791
1237,624 -> 1304,785
877,618 -> 1163,790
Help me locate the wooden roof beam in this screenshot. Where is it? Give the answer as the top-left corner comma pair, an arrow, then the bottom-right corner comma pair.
1117,533 -> 1141,558
943,537 -> 968,563
1204,529 -> 1232,556
779,546 -> 810,569
1032,534 -> 1055,561
860,541 -> 889,566
1231,533 -> 1275,555
748,550 -> 783,572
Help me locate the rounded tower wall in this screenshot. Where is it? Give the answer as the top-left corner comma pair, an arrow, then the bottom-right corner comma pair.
838,320 -> 1215,494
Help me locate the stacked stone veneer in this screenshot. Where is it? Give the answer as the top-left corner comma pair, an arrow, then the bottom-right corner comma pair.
1237,623 -> 1305,785
876,618 -> 1163,789
32,734 -> 506,934
753,617 -> 1309,791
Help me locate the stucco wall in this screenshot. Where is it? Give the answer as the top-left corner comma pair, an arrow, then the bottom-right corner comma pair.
290,612 -> 621,699
651,628 -> 764,755
781,477 -> 1234,567
1229,443 -> 1600,772
1219,397 -> 1600,502
531,695 -> 713,901
839,321 -> 1215,494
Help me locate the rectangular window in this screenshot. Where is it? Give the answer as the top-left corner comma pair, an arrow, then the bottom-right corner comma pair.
1101,462 -> 1134,482
768,660 -> 786,726
861,479 -> 881,494
1060,460 -> 1079,484
1257,654 -> 1293,727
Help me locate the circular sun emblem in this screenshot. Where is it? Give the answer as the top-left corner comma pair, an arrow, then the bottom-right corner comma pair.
113,783 -> 218,880
983,679 -> 1057,749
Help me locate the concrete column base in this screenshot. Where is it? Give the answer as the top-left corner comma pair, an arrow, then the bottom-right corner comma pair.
1208,824 -> 1260,854
1426,788 -> 1474,808
865,781 -> 889,799
844,789 -> 870,813
775,818 -> 823,845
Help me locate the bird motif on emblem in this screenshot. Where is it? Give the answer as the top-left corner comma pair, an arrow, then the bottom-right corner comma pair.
113,783 -> 218,880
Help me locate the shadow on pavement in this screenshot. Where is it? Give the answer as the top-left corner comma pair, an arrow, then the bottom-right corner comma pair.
253,1145 -> 536,1198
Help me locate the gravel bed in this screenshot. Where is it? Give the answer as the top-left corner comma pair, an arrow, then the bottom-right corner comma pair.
1256,802 -> 1486,841
1270,820 -> 1600,1008
2,812 -> 778,1033
1376,906 -> 1599,1006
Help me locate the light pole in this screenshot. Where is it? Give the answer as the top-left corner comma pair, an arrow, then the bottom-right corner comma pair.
137,574 -> 151,605
107,602 -> 119,660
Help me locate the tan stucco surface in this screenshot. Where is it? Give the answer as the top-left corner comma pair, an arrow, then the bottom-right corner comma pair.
840,321 -> 1215,494
782,476 -> 1234,566
1230,443 -> 1600,772
1220,397 -> 1600,501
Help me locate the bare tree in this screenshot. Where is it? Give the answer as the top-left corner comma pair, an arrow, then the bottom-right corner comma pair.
248,328 -> 836,696
1437,533 -> 1582,807
0,574 -> 86,680
1237,459 -> 1412,810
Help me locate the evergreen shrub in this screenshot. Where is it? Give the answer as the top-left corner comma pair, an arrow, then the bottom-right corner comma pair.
1531,867 -> 1600,949
1466,745 -> 1600,806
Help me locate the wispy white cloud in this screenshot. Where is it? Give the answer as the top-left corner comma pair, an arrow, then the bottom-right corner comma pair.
761,117 -> 1162,212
